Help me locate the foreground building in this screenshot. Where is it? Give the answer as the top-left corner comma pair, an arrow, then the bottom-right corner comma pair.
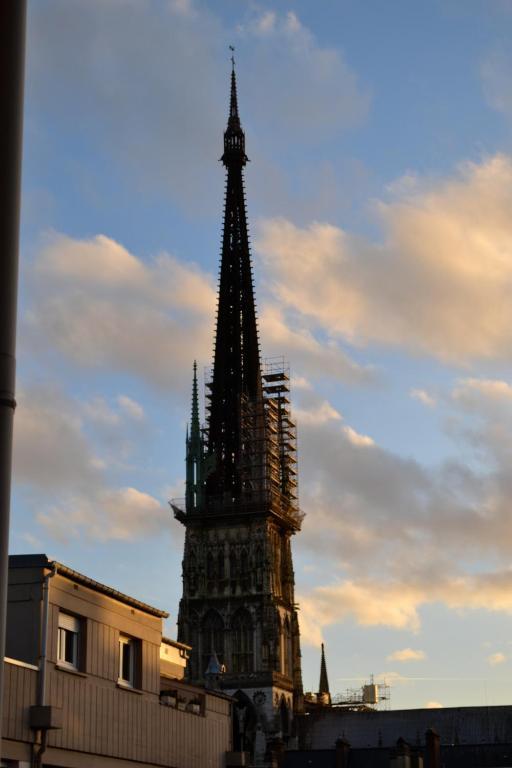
2,554 -> 231,768
173,62 -> 304,758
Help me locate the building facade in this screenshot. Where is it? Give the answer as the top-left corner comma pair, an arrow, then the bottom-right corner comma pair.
2,554 -> 232,768
173,63 -> 304,758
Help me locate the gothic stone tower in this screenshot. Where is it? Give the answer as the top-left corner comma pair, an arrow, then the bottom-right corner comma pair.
173,63 -> 304,755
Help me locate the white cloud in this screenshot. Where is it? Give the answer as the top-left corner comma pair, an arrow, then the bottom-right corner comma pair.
170,0 -> 195,17
296,400 -> 342,426
481,47 -> 512,119
410,389 -> 436,408
453,378 -> 512,406
83,397 -> 122,428
299,570 -> 512,645
117,395 -> 144,421
260,305 -> 376,386
254,10 -> 276,35
37,487 -> 167,544
239,9 -> 369,142
291,371 -> 512,643
487,652 -> 507,666
291,376 -> 313,391
342,425 -> 375,447
14,387 -> 100,493
256,155 -> 512,364
27,2 -> 368,214
299,581 -> 424,643
13,385 -> 168,543
23,232 -> 375,394
387,648 -> 426,663
24,232 -> 215,392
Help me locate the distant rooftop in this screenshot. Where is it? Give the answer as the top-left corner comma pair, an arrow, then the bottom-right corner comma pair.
9,554 -> 169,619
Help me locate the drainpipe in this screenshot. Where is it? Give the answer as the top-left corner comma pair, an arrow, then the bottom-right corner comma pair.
32,563 -> 57,768
0,2 -> 26,763
37,563 -> 57,706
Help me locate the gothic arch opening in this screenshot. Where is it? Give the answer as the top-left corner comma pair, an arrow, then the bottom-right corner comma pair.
231,608 -> 254,673
217,548 -> 225,579
279,695 -> 290,742
254,543 -> 264,590
206,551 -> 215,580
232,689 -> 257,754
280,615 -> 292,678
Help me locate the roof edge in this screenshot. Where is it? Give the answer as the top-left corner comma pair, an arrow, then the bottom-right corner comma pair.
9,554 -> 169,619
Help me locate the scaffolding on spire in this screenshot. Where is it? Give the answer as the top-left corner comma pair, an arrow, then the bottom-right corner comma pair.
172,61 -> 303,534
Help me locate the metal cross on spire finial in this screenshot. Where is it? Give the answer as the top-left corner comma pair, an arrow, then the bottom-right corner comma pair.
229,44 -> 235,69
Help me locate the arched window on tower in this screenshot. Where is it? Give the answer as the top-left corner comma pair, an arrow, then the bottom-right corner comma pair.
206,551 -> 215,580
201,609 -> 224,674
230,548 -> 238,578
231,608 -> 254,673
285,616 -> 292,678
240,546 -> 249,590
218,548 -> 225,580
280,616 -> 292,678
255,544 -> 263,590
188,550 -> 197,596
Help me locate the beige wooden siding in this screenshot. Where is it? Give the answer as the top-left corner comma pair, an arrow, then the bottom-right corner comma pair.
2,660 -> 231,768
46,667 -> 231,768
2,662 -> 36,743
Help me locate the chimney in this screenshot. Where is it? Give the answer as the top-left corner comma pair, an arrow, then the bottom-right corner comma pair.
425,728 -> 440,768
335,737 -> 350,768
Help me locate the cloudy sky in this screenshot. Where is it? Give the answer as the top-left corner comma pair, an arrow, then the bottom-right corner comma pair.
13,0 -> 512,710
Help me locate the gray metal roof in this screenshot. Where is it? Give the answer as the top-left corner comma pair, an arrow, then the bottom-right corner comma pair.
306,705 -> 512,749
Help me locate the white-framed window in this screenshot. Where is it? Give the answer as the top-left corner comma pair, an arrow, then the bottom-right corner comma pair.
118,635 -> 138,687
57,612 -> 81,669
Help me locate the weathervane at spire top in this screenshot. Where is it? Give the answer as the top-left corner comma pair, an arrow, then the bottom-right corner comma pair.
223,48 -> 246,165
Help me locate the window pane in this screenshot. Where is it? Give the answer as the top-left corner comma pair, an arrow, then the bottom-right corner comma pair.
57,627 -> 79,667
57,627 -> 64,661
122,643 -> 131,681
120,638 -> 135,684
65,630 -> 77,665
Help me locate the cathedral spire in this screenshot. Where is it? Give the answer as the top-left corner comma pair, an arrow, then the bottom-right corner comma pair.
318,643 -> 331,703
206,62 -> 262,499
176,64 -> 304,752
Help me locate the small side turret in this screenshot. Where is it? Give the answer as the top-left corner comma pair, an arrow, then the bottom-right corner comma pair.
185,361 -> 204,512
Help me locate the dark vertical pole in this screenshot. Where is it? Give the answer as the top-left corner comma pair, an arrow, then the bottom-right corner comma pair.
425,728 -> 440,768
0,1 -> 27,759
335,737 -> 351,768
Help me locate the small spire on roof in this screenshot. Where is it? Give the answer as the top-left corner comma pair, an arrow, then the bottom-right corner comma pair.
205,649 -> 223,676
318,643 -> 331,705
190,360 -> 200,443
205,649 -> 225,689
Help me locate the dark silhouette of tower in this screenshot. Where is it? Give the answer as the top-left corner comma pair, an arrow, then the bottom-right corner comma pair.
173,61 -> 304,757
317,643 -> 331,706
